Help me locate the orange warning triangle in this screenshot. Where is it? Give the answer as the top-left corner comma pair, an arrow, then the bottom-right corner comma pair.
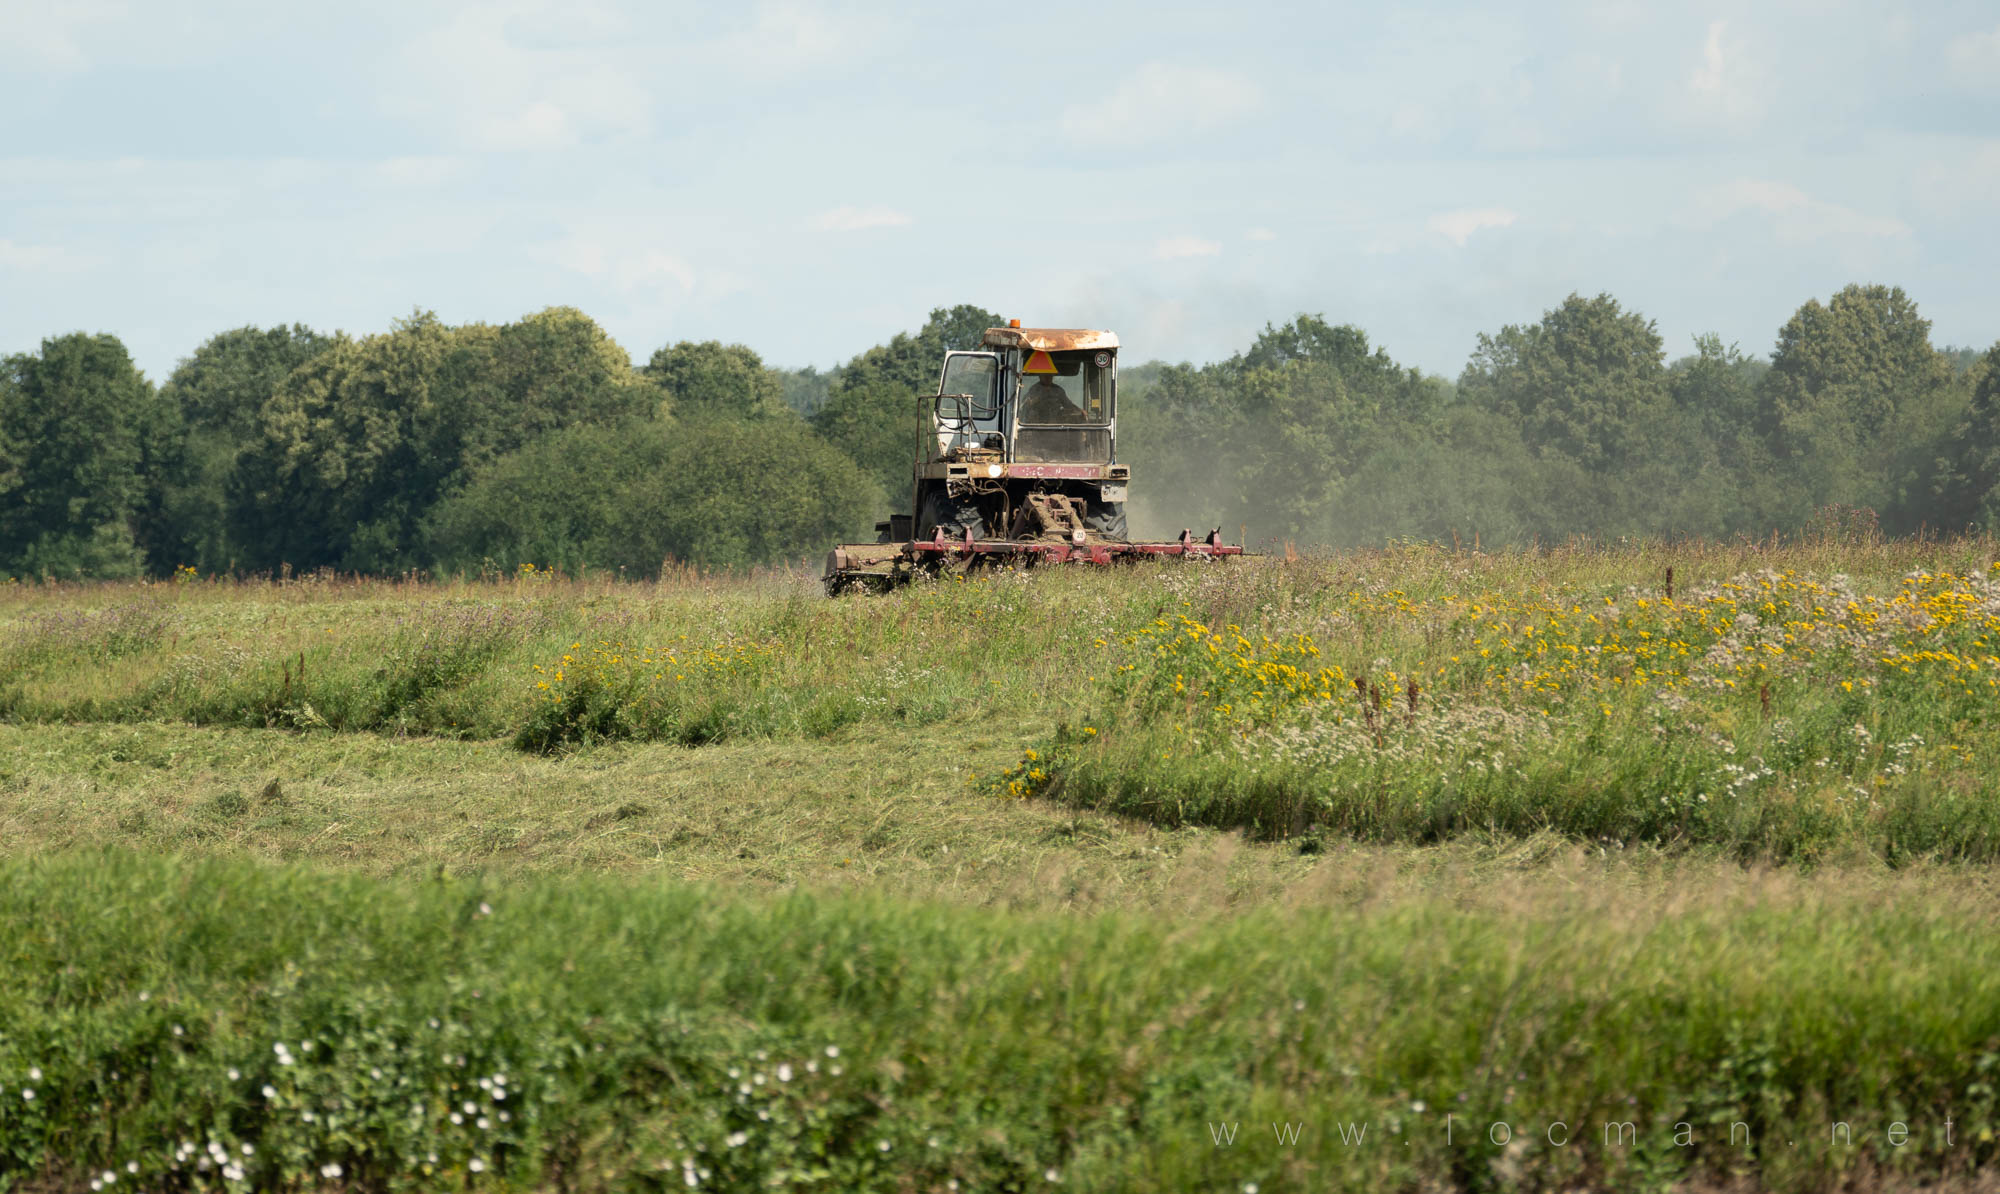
1023,350 -> 1057,374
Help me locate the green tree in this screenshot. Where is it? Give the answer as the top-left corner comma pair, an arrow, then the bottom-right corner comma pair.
1458,292 -> 1668,468
166,324 -> 333,443
1122,316 -> 1447,542
1757,284 -> 1961,530
642,341 -> 787,420
811,304 -> 1004,512
426,423 -> 663,575
229,308 -> 651,574
156,324 -> 334,571
1930,343 -> 2000,531
430,416 -> 880,574
0,333 -> 159,578
777,365 -> 833,416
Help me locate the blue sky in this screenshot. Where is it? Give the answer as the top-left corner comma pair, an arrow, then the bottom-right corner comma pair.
4,0 -> 1998,383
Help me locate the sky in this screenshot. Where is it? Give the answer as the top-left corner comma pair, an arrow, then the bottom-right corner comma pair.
4,0 -> 1999,383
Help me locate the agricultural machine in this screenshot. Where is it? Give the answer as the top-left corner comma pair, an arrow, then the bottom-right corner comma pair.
823,323 -> 1244,593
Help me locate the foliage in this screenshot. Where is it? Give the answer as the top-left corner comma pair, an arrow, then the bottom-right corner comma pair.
0,334 -> 162,580
1459,291 -> 1668,467
1757,284 -> 1964,530
227,309 -> 651,575
154,324 -> 335,572
425,423 -> 663,577
5,284 -> 1997,578
1931,343 -> 2000,532
777,364 -> 833,415
1126,315 -> 1450,542
428,415 -> 881,578
643,340 -> 788,420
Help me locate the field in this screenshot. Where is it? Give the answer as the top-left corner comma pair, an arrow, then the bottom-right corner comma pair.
5,539 -> 2000,1192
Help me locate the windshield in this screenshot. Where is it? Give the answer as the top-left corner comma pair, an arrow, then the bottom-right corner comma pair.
1013,348 -> 1113,463
1016,350 -> 1112,425
939,353 -> 999,421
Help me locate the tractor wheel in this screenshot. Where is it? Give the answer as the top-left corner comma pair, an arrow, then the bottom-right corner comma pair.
919,490 -> 986,541
1084,499 -> 1128,542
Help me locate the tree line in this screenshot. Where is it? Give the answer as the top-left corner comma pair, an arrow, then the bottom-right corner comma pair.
1129,285 -> 2000,548
2,285 -> 1996,579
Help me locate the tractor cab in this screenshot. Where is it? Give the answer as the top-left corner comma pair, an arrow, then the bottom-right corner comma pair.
874,324 -> 1132,547
931,327 -> 1117,467
826,323 -> 1245,592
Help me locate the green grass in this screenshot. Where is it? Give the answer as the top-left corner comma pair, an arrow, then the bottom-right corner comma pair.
7,852 -> 2000,1192
6,542 -> 2000,1190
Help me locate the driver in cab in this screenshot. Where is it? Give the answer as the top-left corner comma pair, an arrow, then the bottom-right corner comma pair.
1021,372 -> 1085,423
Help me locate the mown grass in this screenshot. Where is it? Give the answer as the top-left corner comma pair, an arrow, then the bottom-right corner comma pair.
8,538 -> 1994,859
7,852 -> 2000,1192
0,721 -> 1330,908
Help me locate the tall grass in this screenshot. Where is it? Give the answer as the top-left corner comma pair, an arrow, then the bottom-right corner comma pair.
5,538 -> 1998,860
995,541 -> 2000,862
3,852 -> 1999,1192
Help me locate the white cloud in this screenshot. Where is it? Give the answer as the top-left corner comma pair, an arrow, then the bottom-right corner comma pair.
813,206 -> 912,232
371,157 -> 463,190
385,1 -> 892,149
535,233 -> 696,295
0,0 -> 125,71
1946,25 -> 2000,91
1154,236 -> 1221,261
1387,103 -> 1438,141
1699,180 -> 1911,244
1245,228 -> 1276,242
1060,63 -> 1262,147
719,2 -> 867,78
480,101 -> 573,151
0,239 -> 97,272
389,3 -> 655,152
1427,208 -> 1516,247
1681,19 -> 1763,126
1689,21 -> 1728,98
1913,141 -> 2000,219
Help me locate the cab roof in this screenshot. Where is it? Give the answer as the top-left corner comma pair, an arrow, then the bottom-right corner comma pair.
980,328 -> 1119,352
